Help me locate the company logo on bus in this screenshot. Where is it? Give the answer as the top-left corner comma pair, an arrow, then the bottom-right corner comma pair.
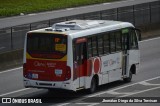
103,57 -> 120,67
34,61 -> 56,68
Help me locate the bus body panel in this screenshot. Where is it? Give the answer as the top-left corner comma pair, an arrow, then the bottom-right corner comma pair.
73,52 -> 123,89
23,20 -> 140,92
23,78 -> 74,90
23,32 -> 75,91
128,50 -> 140,74
24,59 -> 67,81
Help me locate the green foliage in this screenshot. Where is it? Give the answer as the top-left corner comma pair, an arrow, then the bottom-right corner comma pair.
0,0 -> 119,17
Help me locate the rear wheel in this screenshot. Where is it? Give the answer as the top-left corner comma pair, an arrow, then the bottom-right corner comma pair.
123,69 -> 132,82
89,77 -> 97,93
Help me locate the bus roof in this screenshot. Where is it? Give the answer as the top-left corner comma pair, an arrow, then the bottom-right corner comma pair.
28,20 -> 134,38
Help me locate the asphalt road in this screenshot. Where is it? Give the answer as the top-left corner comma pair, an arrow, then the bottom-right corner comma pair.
0,36 -> 160,106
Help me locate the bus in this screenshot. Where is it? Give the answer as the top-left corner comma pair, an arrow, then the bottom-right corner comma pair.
23,20 -> 140,93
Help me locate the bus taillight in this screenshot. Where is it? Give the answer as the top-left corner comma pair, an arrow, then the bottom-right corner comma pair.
66,66 -> 71,80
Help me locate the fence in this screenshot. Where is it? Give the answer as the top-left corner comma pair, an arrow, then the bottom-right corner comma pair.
0,0 -> 160,53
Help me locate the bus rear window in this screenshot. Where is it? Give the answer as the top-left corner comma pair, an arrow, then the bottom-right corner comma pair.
27,33 -> 67,59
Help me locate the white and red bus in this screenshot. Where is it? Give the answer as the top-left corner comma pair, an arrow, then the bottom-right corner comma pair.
23,20 -> 140,93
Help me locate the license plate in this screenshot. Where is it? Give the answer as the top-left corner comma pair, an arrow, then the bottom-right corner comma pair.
55,69 -> 62,76
32,74 -> 38,79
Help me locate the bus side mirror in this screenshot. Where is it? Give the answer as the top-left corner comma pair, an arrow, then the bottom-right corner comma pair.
135,28 -> 141,41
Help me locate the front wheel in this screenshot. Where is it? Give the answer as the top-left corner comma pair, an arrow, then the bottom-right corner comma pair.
123,70 -> 132,82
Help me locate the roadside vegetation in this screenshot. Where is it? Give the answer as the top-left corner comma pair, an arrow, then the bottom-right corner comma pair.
0,0 -> 120,17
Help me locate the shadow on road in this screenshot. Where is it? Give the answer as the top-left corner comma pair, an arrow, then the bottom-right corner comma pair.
15,80 -> 129,105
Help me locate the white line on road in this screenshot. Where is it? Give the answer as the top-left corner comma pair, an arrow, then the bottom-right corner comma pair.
56,103 -> 70,106
0,47 -> 5,50
106,90 -> 130,95
139,81 -> 160,86
76,103 -> 100,106
120,86 -> 160,97
0,67 -> 22,74
88,76 -> 160,97
56,75 -> 160,106
66,8 -> 74,10
0,88 -> 30,97
28,13 -> 36,16
103,3 -> 111,5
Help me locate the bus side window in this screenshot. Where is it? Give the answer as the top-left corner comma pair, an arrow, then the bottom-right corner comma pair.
130,29 -> 138,49
110,32 -> 116,53
98,35 -> 103,55
87,38 -> 92,58
122,28 -> 129,50
82,43 -> 87,60
104,33 -> 110,54
115,31 -> 122,51
92,36 -> 98,56
73,44 -> 76,61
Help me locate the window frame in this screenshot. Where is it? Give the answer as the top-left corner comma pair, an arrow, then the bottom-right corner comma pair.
85,27 -> 138,58
129,28 -> 139,50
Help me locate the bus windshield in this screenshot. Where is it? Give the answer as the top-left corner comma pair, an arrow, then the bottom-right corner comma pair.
27,33 -> 67,59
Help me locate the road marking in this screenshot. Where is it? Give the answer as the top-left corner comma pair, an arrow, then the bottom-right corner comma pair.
88,76 -> 160,97
120,86 -> 160,97
56,103 -> 70,106
139,81 -> 160,86
106,91 -> 122,95
28,13 -> 36,16
0,67 -> 22,74
76,103 -> 100,106
106,90 -> 129,95
66,8 -> 74,10
103,3 -> 111,5
0,47 -> 5,50
0,88 -> 30,97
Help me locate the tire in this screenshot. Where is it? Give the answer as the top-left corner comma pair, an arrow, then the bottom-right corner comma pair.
89,77 -> 97,93
47,88 -> 55,93
123,69 -> 132,83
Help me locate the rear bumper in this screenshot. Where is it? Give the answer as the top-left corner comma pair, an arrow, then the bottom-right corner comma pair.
23,78 -> 74,91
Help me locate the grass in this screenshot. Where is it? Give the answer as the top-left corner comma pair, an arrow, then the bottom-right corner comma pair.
0,0 -> 120,17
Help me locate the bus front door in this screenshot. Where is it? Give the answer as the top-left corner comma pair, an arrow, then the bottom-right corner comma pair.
122,32 -> 129,77
75,42 -> 87,89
